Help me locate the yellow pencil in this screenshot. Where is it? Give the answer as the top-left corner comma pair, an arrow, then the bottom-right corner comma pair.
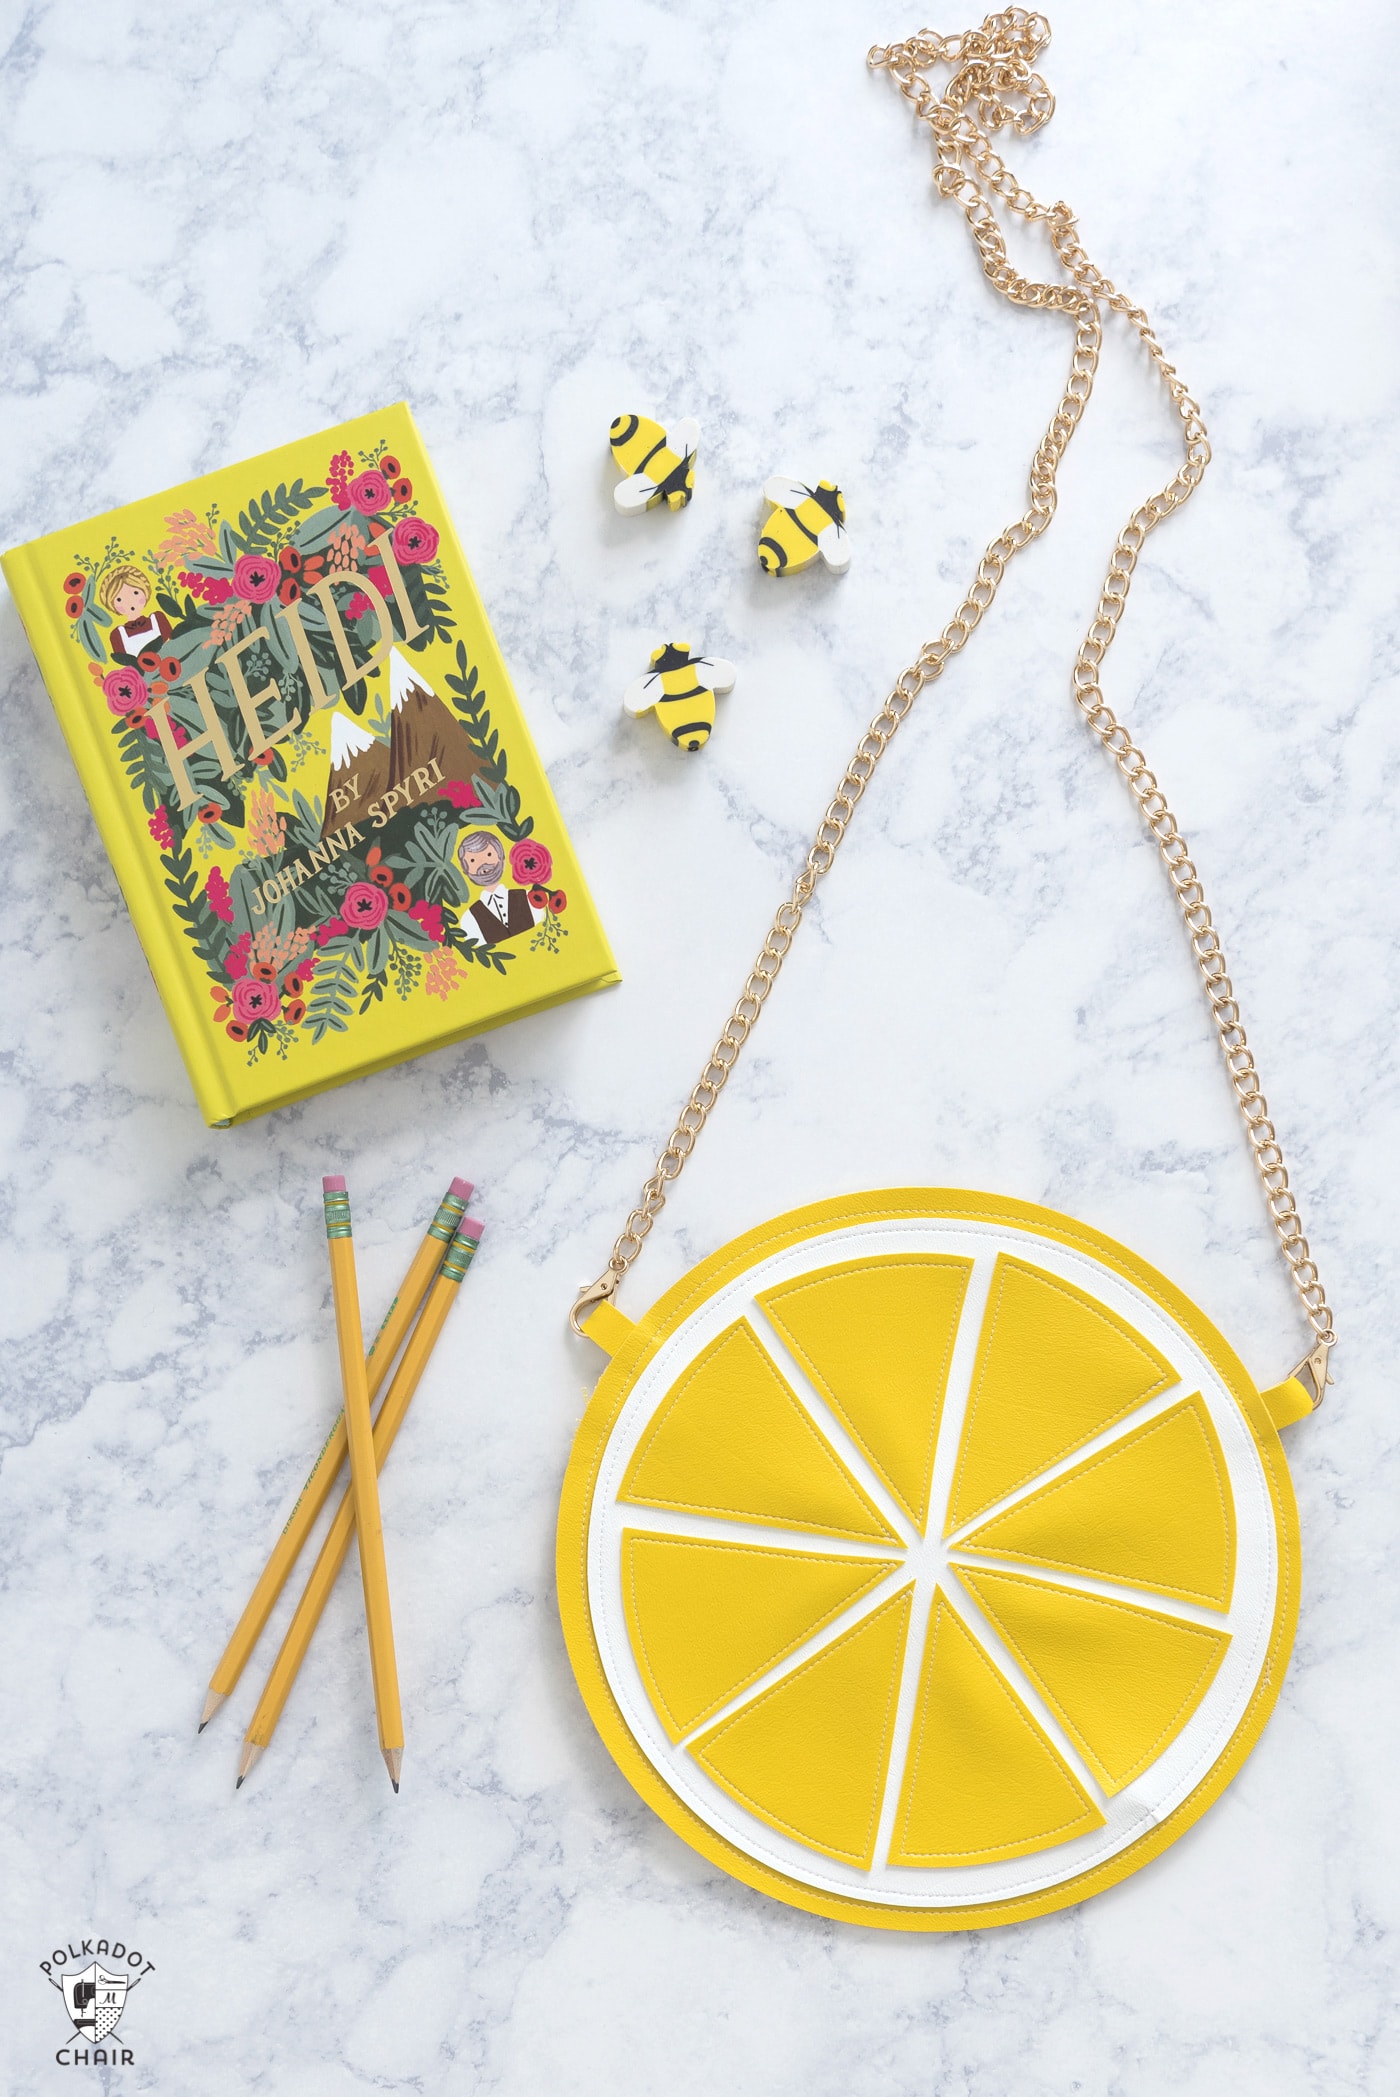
238,1218 -> 484,1786
321,1175 -> 402,1790
199,1176 -> 473,1731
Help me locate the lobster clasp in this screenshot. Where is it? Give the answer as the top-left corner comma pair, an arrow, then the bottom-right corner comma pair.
1290,1336 -> 1334,1412
569,1266 -> 621,1340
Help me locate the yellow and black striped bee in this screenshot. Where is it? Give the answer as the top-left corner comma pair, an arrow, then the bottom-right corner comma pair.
623,641 -> 737,752
757,476 -> 850,574
610,414 -> 699,515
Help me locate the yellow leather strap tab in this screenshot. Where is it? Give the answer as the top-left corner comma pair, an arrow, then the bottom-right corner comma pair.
583,1299 -> 638,1357
1259,1376 -> 1314,1431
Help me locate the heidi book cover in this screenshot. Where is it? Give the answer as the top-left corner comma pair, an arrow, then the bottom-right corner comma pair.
3,404 -> 619,1125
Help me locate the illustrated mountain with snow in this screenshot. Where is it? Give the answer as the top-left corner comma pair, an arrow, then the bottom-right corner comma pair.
321,648 -> 488,837
328,705 -> 384,771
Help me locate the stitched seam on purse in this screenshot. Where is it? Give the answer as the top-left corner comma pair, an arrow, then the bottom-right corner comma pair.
963,1400 -> 1235,1610
692,1588 -> 912,1865
624,1535 -> 898,1738
652,1208 -> 1249,1428
1230,1424 -> 1292,1736
626,1542 -> 683,1738
763,1256 -> 969,1534
622,1320 -> 895,1541
962,1569 -> 1230,1791
950,1257 -> 1177,1530
893,1595 -> 1101,1864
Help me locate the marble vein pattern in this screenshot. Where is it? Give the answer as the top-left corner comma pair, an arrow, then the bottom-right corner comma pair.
0,1 -> 1397,2091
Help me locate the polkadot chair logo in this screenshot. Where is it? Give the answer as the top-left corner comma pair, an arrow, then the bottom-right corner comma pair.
41,1936 -> 154,2066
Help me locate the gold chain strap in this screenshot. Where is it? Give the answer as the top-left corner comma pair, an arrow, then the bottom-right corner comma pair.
571,12 -> 1335,1403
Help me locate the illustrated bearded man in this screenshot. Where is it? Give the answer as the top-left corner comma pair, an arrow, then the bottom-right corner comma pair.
97,563 -> 172,665
456,829 -> 544,946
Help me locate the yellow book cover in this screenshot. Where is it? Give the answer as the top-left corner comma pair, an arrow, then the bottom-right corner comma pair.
2,404 -> 619,1125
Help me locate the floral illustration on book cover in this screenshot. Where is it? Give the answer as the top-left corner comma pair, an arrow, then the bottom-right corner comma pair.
59,439 -> 569,1061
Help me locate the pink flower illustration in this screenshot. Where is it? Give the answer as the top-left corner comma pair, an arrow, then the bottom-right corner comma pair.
148,807 -> 173,849
143,716 -> 189,746
342,881 -> 388,930
345,568 -> 390,622
391,516 -> 439,565
404,897 -> 442,939
408,900 -> 445,943
231,976 -> 281,1025
438,777 -> 480,810
348,469 -> 391,515
205,866 -> 234,923
327,449 -> 353,505
314,916 -> 348,945
203,577 -> 234,605
225,932 -> 252,978
103,666 -> 148,714
510,839 -> 552,885
232,553 -> 279,603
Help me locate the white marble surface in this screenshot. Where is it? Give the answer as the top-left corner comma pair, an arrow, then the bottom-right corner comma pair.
1,1 -> 1396,2088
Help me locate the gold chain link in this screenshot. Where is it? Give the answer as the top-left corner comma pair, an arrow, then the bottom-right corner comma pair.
571,13 -> 1334,1401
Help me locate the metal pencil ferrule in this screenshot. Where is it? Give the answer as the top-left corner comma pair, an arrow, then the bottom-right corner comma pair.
428,1192 -> 468,1244
441,1230 -> 481,1285
322,1189 -> 353,1239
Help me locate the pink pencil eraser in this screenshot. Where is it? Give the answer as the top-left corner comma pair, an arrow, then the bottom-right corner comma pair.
449,1176 -> 474,1200
462,1216 -> 485,1239
322,1174 -> 347,1193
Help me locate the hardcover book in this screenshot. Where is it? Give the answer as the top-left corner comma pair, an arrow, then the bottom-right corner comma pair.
3,404 -> 619,1124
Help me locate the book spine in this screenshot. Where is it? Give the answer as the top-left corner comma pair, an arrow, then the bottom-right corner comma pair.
3,550 -> 237,1125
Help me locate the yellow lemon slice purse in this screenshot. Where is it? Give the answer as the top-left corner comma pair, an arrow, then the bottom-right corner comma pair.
558,21 -> 1335,1933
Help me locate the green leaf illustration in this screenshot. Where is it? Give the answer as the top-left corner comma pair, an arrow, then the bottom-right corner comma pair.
306,934 -> 362,1041
161,838 -> 232,983
233,481 -> 329,555
116,720 -> 173,812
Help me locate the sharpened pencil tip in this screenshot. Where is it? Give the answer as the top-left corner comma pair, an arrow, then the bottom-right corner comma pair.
199,1688 -> 228,1731
198,1720 -> 207,1733
392,1781 -> 400,1794
235,1775 -> 244,1789
383,1747 -> 403,1790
